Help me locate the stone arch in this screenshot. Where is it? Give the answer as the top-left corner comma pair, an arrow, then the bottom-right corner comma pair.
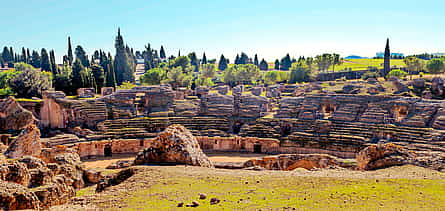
232,121 -> 243,134
253,142 -> 262,153
104,144 -> 112,157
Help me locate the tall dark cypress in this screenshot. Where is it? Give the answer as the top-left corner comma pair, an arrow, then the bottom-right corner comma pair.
188,52 -> 199,72
114,28 -> 135,84
106,53 -> 117,87
26,49 -> 31,64
384,38 -> 391,76
218,54 -> 228,70
67,36 -> 73,66
202,52 -> 207,65
2,47 -> 12,63
160,45 -> 166,59
75,45 -> 90,67
50,50 -> 58,74
235,54 -> 240,64
40,48 -> 51,71
259,59 -> 268,71
21,48 -> 27,63
254,54 -> 259,66
9,47 -> 14,62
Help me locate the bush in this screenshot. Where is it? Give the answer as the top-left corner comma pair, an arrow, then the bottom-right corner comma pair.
140,68 -> 166,85
361,71 -> 380,80
386,69 -> 408,79
9,69 -> 52,98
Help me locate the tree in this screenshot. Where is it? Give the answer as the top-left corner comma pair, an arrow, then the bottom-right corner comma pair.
201,52 -> 207,65
9,68 -> 52,98
31,51 -> 41,68
404,56 -> 424,79
163,66 -> 193,89
218,54 -> 228,70
386,69 -> 408,79
234,54 -> 240,64
200,64 -> 216,79
2,47 -> 13,63
280,54 -> 292,70
67,36 -> 73,66
239,53 -> 249,64
105,54 -> 117,88
91,64 -> 105,92
75,45 -> 90,67
332,54 -> 342,72
315,54 -> 333,72
54,65 -> 74,95
114,28 -> 135,84
40,48 -> 51,72
188,52 -> 199,72
71,59 -> 85,91
21,48 -> 27,63
160,45 -> 166,60
274,59 -> 280,70
383,38 -> 391,76
169,56 -> 190,70
259,59 -> 268,71
254,54 -> 259,66
50,50 -> 58,75
263,71 -> 289,84
426,59 -> 445,75
223,64 -> 260,86
289,62 -> 313,83
140,68 -> 166,85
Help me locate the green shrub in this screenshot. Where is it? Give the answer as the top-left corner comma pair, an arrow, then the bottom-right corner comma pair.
361,71 -> 380,80
386,69 -> 408,79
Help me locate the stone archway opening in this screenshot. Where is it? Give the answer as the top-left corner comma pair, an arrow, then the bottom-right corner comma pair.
104,144 -> 112,157
253,143 -> 262,153
233,121 -> 243,134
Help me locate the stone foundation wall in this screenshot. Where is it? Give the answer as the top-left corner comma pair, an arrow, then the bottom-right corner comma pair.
197,136 -> 280,153
75,139 -> 153,157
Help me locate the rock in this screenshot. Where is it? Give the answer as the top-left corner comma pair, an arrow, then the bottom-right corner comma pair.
77,88 -> 96,98
18,156 -> 52,187
0,180 -> 40,210
431,77 -> 444,96
96,168 -> 137,193
356,143 -> 414,170
101,87 -> 115,96
106,160 -> 133,169
187,201 -> 200,207
216,86 -> 229,95
412,78 -> 425,89
0,161 -> 30,187
251,87 -> 263,96
70,127 -> 93,138
392,79 -> 410,94
422,90 -> 432,99
177,202 -> 184,207
32,175 -> 76,209
342,84 -> 362,94
243,154 -> 342,171
84,169 -> 103,184
367,78 -> 378,84
134,125 -> 213,168
0,96 -> 36,131
199,193 -> 207,199
5,124 -> 42,159
210,197 -> 221,205
367,87 -> 379,95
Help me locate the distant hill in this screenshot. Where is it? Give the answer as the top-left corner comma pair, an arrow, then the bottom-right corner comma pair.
344,55 -> 367,59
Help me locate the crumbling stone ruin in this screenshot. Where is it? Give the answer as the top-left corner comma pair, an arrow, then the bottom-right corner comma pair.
2,80 -> 445,209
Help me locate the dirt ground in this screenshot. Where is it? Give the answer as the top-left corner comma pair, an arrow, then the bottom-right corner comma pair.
81,152 -> 264,169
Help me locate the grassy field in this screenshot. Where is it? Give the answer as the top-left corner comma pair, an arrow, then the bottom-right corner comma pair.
267,59 -> 409,72
72,165 -> 445,210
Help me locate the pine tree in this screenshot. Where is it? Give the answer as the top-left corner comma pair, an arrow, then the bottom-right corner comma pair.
280,54 -> 292,70
160,45 -> 166,60
274,59 -> 280,70
218,54 -> 228,70
259,59 -> 268,70
114,28 -> 135,84
40,48 -> 51,72
254,54 -> 259,66
31,51 -> 41,68
50,50 -> 58,75
202,52 -> 207,65
2,47 -> 12,63
67,36 -> 73,66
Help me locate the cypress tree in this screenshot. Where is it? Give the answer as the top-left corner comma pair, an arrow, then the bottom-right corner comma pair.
384,38 -> 391,76
40,48 -> 51,72
254,54 -> 259,66
274,59 -> 280,70
106,53 -> 117,87
50,50 -> 58,75
2,47 -> 12,63
114,28 -> 135,84
259,59 -> 268,71
91,64 -> 105,92
26,49 -> 31,64
280,54 -> 292,70
218,54 -> 228,70
240,53 -> 249,64
67,36 -> 73,66
235,54 -> 240,64
188,52 -> 199,72
72,59 -> 85,91
21,48 -> 27,63
31,51 -> 41,68
202,52 -> 207,65
160,46 -> 166,59
9,47 -> 14,62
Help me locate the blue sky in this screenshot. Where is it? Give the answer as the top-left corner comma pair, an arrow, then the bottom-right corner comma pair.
1,0 -> 444,63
